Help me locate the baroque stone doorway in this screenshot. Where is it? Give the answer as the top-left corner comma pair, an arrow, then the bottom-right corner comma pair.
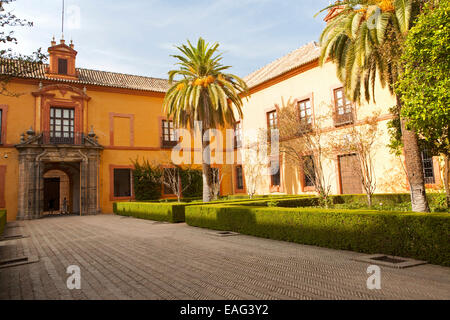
15,132 -> 102,220
43,164 -> 80,216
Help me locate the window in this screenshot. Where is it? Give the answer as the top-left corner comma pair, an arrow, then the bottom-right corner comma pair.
234,121 -> 242,148
267,110 -> 277,130
235,165 -> 244,190
50,107 -> 75,144
270,160 -> 280,187
0,109 -> 2,144
113,169 -> 132,197
303,155 -> 316,187
298,99 -> 312,133
162,120 -> 177,148
333,87 -> 353,126
421,150 -> 435,184
58,58 -> 68,75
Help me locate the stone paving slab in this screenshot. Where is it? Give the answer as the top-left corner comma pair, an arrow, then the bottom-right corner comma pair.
0,214 -> 449,300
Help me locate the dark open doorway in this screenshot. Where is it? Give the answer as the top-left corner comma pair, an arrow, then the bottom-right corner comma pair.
44,177 -> 60,212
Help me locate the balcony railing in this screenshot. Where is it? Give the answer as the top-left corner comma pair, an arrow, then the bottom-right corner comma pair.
42,131 -> 85,145
161,137 -> 178,149
334,112 -> 354,127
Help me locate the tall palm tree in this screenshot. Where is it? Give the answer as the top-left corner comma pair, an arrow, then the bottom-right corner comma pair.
318,0 -> 430,212
163,38 -> 248,202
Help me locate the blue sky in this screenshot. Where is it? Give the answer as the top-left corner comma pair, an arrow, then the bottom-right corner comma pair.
8,0 -> 329,79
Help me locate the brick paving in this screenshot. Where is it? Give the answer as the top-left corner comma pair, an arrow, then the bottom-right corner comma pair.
0,214 -> 449,300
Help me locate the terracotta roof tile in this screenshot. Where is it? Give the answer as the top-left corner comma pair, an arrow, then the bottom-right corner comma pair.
244,41 -> 321,89
0,59 -> 171,93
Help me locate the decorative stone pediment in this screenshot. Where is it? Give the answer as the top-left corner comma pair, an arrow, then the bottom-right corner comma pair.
32,84 -> 90,101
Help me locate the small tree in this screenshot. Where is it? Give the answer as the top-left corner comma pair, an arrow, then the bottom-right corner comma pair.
331,113 -> 380,208
161,165 -> 198,202
396,0 -> 450,207
278,98 -> 333,207
1,0 -> 46,96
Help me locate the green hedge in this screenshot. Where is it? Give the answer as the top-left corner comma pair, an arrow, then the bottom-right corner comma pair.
0,210 -> 6,238
271,193 -> 445,208
114,202 -> 187,223
185,205 -> 450,266
113,195 -> 313,223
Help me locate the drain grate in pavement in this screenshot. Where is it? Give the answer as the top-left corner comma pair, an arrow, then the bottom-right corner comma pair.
210,231 -> 240,237
353,254 -> 427,269
0,255 -> 39,269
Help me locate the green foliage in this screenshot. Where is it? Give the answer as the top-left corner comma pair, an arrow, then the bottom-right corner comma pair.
180,168 -> 202,198
163,37 -> 248,129
132,159 -> 162,201
1,0 -> 47,96
114,202 -> 187,223
317,0 -> 422,103
396,0 -> 450,156
0,210 -> 6,237
185,205 -> 450,266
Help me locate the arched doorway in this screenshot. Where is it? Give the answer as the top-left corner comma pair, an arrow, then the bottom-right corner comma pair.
43,162 -> 81,216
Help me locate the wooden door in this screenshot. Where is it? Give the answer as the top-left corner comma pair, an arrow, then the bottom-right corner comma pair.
338,154 -> 363,194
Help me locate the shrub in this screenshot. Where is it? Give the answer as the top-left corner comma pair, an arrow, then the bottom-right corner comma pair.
114,202 -> 186,223
180,169 -> 203,198
113,196 -> 313,223
185,205 -> 450,266
132,160 -> 162,201
0,210 -> 6,237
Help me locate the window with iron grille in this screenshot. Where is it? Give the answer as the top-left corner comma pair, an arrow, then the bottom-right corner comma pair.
333,88 -> 353,126
234,121 -> 242,148
235,165 -> 244,190
50,107 -> 74,143
270,160 -> 280,187
421,150 -> 435,184
303,155 -> 316,187
298,99 -> 312,125
58,58 -> 68,75
114,169 -> 132,197
162,120 -> 177,147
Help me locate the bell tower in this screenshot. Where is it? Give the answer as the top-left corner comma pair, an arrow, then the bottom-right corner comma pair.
46,37 -> 78,80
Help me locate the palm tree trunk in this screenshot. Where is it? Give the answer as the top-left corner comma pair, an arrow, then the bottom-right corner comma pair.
202,129 -> 212,202
397,96 -> 430,212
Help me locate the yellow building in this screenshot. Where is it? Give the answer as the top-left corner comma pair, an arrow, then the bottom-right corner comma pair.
0,38 -> 442,222
237,41 -> 442,197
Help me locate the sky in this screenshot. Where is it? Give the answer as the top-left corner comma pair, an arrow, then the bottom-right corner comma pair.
6,0 -> 329,79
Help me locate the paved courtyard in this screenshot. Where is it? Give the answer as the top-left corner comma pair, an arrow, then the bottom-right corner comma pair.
0,214 -> 449,300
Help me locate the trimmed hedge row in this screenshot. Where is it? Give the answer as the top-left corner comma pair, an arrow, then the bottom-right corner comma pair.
271,193 -> 445,208
114,202 -> 187,223
0,210 -> 6,238
185,205 -> 450,266
113,195 -> 312,223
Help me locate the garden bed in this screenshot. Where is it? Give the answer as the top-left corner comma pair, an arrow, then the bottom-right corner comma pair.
185,204 -> 450,266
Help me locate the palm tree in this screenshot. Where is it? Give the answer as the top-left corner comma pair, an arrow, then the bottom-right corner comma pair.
318,0 -> 430,212
163,38 -> 248,202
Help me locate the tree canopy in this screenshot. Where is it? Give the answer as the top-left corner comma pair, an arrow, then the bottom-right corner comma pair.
396,0 -> 450,156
